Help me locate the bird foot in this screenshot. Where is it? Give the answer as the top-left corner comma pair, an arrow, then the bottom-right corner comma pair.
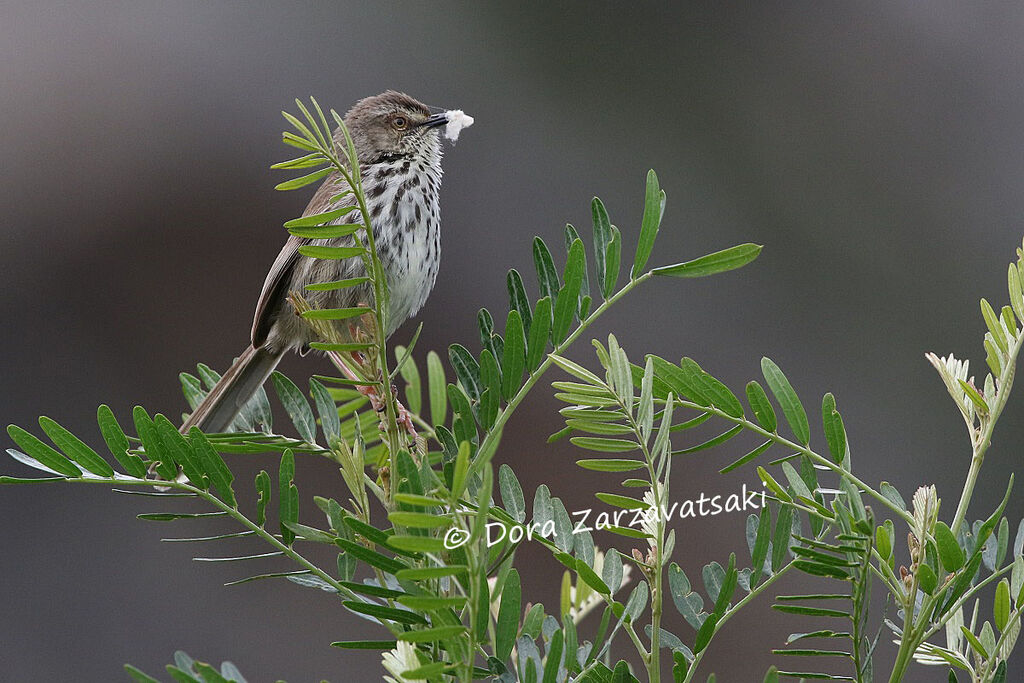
356,382 -> 418,441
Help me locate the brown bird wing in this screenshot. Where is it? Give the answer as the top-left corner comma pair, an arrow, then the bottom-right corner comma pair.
250,233 -> 303,347
250,173 -> 352,347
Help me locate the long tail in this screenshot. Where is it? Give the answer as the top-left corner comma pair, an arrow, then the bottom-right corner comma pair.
180,345 -> 284,434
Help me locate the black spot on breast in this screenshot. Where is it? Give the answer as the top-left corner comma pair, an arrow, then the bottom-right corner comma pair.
415,204 -> 421,221
372,203 -> 383,218
401,161 -> 410,172
369,183 -> 386,198
395,188 -> 405,202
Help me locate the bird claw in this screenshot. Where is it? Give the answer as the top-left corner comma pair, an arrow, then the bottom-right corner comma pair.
357,382 -> 417,441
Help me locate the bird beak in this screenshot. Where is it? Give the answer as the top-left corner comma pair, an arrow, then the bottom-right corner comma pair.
419,112 -> 449,129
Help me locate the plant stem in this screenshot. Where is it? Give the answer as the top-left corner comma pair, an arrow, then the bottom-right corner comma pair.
475,272 -> 653,463
670,398 -> 917,528
682,561 -> 797,683
950,331 -> 1022,537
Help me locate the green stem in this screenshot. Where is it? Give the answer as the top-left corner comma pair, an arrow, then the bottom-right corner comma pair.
950,331 -> 1022,537
671,397 -> 916,528
978,601 -> 1023,680
888,561 -> 923,683
682,561 -> 797,683
68,476 -> 382,620
476,272 -> 653,462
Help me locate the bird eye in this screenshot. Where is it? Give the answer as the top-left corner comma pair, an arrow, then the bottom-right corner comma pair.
392,116 -> 408,131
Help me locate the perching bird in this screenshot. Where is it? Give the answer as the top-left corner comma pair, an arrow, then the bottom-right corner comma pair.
181,91 -> 472,434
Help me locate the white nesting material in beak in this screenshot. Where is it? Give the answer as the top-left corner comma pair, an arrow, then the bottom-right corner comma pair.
442,110 -> 474,142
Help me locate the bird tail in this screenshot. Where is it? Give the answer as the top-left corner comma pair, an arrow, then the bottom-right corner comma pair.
180,345 -> 284,435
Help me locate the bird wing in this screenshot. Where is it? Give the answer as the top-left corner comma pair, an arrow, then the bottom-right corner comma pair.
251,173 -> 353,347
250,233 -> 304,347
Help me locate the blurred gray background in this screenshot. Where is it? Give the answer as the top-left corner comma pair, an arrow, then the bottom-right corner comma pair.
2,2 -> 1023,681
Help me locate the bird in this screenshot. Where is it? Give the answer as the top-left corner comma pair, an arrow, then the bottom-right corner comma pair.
180,91 -> 471,435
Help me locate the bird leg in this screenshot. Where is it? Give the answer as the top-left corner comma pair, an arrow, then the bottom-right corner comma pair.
326,349 -> 417,442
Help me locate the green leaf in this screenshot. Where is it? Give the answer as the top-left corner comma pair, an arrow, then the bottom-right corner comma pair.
335,537 -> 407,574
575,458 -> 647,472
577,558 -> 611,594
565,223 -> 592,318
711,554 -> 738,617
592,197 -> 613,294
304,276 -> 371,292
124,665 -> 161,683
281,521 -> 335,544
549,354 -> 604,385
499,464 -> 526,523
478,350 -> 501,430
188,428 -> 236,508
772,504 -> 793,571
982,298 -> 1009,354
552,240 -> 585,344
277,452 -> 300,544
271,372 -> 316,443
387,511 -> 451,529
343,600 -> 427,625
821,393 -> 846,463
496,569 -> 521,662
959,379 -> 990,416
668,563 -> 705,629
526,297 -> 553,372
960,625 -> 990,660
761,357 -> 810,445
397,625 -> 468,642
542,629 -> 564,683
38,416 -> 114,477
502,310 -> 526,400
632,169 -> 664,277
995,578 -> 1011,631
6,424 -> 80,477
623,580 -> 649,622
395,565 -> 468,581
288,223 -> 363,239
918,563 -> 938,594
97,405 -> 145,477
595,493 -> 648,510
603,549 -> 625,594
271,151 -> 325,170
300,306 -> 372,321
935,521 -> 964,572
652,244 -> 762,278
255,470 -> 271,526
533,237 -> 561,303
296,245 -> 364,260
449,344 -> 481,405
879,481 -> 907,512
274,167 -> 330,191
309,379 -> 340,444
674,425 -> 742,454
507,268 -> 534,334
330,640 -> 398,650
571,437 -> 639,453
602,226 -> 622,299
745,381 -> 777,432
284,205 -> 358,227
694,613 -> 719,653
751,506 -> 772,585
155,414 -> 206,486
719,440 -> 772,474
424,350 -> 447,427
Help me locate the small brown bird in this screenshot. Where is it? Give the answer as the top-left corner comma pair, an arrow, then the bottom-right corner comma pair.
182,91 -> 472,434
